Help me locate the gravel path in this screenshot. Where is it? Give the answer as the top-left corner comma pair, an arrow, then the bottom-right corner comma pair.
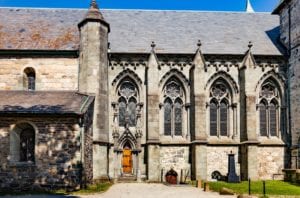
3,183 -> 236,198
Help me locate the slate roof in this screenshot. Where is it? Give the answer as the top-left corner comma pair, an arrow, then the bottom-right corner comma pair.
0,7 -> 283,55
0,91 -> 94,115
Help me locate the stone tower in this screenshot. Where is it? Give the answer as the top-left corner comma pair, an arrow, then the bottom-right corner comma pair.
78,0 -> 110,179
274,0 -> 300,168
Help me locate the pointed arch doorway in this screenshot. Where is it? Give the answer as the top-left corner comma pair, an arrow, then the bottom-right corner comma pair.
122,142 -> 133,174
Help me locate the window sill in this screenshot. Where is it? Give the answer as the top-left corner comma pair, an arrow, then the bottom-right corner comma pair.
258,137 -> 285,145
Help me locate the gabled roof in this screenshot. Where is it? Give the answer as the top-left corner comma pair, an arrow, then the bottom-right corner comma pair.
0,7 -> 284,55
0,91 -> 94,115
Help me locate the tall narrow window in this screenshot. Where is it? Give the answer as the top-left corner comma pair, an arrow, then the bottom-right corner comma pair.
23,67 -> 36,91
209,80 -> 231,137
269,102 -> 277,136
258,80 -> 280,137
259,101 -> 267,136
163,78 -> 185,136
210,101 -> 218,136
164,98 -> 172,136
117,79 -> 138,127
174,99 -> 183,136
20,128 -> 35,162
220,101 -> 228,136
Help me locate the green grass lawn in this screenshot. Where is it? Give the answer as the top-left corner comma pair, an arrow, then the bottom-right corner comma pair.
208,180 -> 300,196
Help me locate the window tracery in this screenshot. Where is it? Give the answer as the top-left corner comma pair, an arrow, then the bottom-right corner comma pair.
163,78 -> 184,136
258,80 -> 280,137
209,80 -> 230,137
118,79 -> 138,127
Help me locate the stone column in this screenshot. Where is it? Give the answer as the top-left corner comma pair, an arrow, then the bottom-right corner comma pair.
191,41 -> 208,180
78,1 -> 110,180
146,42 -> 161,181
239,42 -> 259,180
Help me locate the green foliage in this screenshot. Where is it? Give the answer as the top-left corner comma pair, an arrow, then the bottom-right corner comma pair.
208,180 -> 300,196
71,182 -> 112,195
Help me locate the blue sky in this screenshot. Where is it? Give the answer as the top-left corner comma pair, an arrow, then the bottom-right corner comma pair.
0,0 -> 280,12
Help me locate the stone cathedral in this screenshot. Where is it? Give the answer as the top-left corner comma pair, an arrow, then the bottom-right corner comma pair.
0,0 -> 299,190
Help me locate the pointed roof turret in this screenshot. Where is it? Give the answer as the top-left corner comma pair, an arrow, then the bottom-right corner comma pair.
246,0 -> 255,13
193,40 -> 206,70
78,0 -> 110,31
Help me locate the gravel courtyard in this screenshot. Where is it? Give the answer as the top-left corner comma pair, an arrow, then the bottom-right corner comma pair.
3,183 -> 236,198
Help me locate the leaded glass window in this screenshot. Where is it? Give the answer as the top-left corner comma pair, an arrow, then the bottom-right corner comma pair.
220,101 -> 228,136
23,67 -> 36,91
259,101 -> 267,136
164,99 -> 172,136
163,78 -> 184,136
210,101 -> 218,136
209,80 -> 231,137
118,79 -> 138,127
258,80 -> 280,137
20,128 -> 35,162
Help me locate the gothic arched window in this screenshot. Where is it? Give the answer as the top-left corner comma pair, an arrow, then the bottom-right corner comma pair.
23,67 -> 36,91
163,78 -> 184,136
20,128 -> 35,162
259,80 -> 280,137
209,80 -> 231,137
118,79 -> 138,127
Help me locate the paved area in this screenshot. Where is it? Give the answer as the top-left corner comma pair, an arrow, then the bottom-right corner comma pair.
3,183 -> 236,198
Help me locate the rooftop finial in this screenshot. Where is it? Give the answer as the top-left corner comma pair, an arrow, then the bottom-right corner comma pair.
197,40 -> 202,48
246,0 -> 255,13
151,41 -> 156,50
248,41 -> 253,49
90,0 -> 99,9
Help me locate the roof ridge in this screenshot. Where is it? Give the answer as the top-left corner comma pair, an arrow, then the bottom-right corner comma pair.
0,6 -> 273,14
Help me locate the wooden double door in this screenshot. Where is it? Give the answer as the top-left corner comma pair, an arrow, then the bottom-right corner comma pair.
122,148 -> 133,173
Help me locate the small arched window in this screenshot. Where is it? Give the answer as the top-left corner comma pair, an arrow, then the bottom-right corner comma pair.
10,123 -> 35,163
209,80 -> 231,137
118,79 -> 138,127
259,80 -> 280,137
163,78 -> 184,136
23,67 -> 36,91
20,128 -> 35,162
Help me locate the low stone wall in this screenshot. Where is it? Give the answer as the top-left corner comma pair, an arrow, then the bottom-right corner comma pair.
159,146 -> 190,182
206,146 -> 239,181
257,146 -> 284,180
0,116 -> 91,191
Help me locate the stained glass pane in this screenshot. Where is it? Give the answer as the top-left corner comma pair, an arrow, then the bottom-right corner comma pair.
164,99 -> 172,136
210,101 -> 218,136
261,83 -> 276,98
270,103 -> 277,136
20,129 -> 35,162
28,76 -> 35,91
165,81 -> 181,98
260,102 -> 267,136
119,98 -> 127,127
220,101 -> 228,136
211,82 -> 227,98
128,97 -> 137,127
120,81 -> 136,98
174,99 -> 182,136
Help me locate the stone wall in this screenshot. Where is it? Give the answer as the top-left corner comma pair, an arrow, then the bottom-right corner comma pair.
257,146 -> 284,180
0,116 -> 91,190
160,146 -> 190,182
279,0 -> 300,148
206,146 -> 239,181
0,58 -> 78,91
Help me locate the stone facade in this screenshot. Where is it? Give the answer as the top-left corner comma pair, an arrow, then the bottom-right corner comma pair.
0,115 -> 93,190
275,0 -> 300,168
0,58 -> 78,91
0,0 -> 299,191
